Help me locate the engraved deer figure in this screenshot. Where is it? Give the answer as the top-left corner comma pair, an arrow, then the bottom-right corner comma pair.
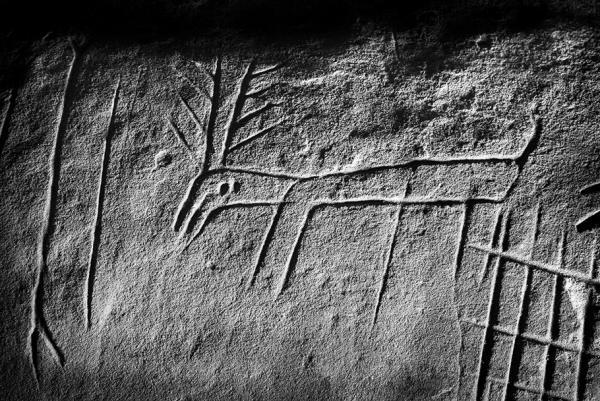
170,57 -> 542,303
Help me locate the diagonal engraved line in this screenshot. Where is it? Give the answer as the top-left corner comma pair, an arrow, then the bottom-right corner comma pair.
453,200 -> 471,280
84,78 -> 121,329
468,245 -> 600,286
371,183 -> 409,328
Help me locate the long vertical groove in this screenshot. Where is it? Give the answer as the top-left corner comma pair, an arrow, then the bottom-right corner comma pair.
502,204 -> 541,401
372,183 -> 409,328
454,200 -> 471,280
29,41 -> 81,386
0,88 -> 15,160
84,79 -> 120,329
574,235 -> 596,401
220,60 -> 255,166
202,56 -> 221,173
473,209 -> 509,401
539,230 -> 566,400
478,207 -> 504,285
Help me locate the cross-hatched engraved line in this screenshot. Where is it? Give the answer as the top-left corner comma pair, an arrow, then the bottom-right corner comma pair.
478,208 -> 504,285
468,245 -> 600,286
502,203 -> 540,401
574,236 -> 597,401
473,209 -> 510,401
30,39 -> 82,386
539,230 -> 564,400
462,318 -> 600,358
483,375 -> 574,401
84,78 -> 120,329
0,88 -> 15,160
372,183 -> 409,328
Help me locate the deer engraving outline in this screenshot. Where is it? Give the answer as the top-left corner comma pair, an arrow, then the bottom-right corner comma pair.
170,57 -> 542,304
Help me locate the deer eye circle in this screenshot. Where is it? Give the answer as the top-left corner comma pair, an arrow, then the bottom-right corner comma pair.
218,182 -> 230,196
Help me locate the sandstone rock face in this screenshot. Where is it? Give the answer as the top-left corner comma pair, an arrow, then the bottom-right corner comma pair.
1,3 -> 600,400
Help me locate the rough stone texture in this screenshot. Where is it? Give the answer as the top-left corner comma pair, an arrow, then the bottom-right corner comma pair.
2,2 -> 600,400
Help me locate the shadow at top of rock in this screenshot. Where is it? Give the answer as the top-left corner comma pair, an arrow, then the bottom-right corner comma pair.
1,0 -> 599,41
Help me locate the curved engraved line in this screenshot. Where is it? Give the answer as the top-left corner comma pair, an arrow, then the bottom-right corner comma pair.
30,40 -> 80,386
182,200 -> 281,253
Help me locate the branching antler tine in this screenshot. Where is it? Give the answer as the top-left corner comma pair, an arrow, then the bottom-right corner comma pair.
178,93 -> 205,133
38,318 -> 65,367
237,102 -> 278,129
229,118 -> 284,152
167,118 -> 193,155
246,84 -> 275,99
252,63 -> 283,78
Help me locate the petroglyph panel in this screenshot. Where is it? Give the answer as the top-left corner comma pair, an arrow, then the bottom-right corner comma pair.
2,2 -> 600,400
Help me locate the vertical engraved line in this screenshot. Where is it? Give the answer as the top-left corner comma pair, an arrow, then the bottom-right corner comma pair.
202,56 -> 221,173
473,210 -> 509,401
84,78 -> 120,329
574,235 -> 596,401
372,183 -> 409,328
539,229 -> 566,400
0,88 -> 15,160
502,203 -> 540,401
371,206 -> 402,329
29,42 -> 80,386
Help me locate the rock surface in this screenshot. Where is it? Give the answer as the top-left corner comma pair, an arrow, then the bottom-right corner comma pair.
2,2 -> 600,400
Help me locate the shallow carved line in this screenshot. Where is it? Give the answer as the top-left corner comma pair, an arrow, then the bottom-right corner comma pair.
473,209 -> 509,401
30,40 -> 82,385
371,183 -> 408,328
167,118 -> 193,155
84,78 -> 120,329
502,203 -> 540,401
0,88 -> 15,160
462,318 -> 600,358
539,230 -> 567,400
